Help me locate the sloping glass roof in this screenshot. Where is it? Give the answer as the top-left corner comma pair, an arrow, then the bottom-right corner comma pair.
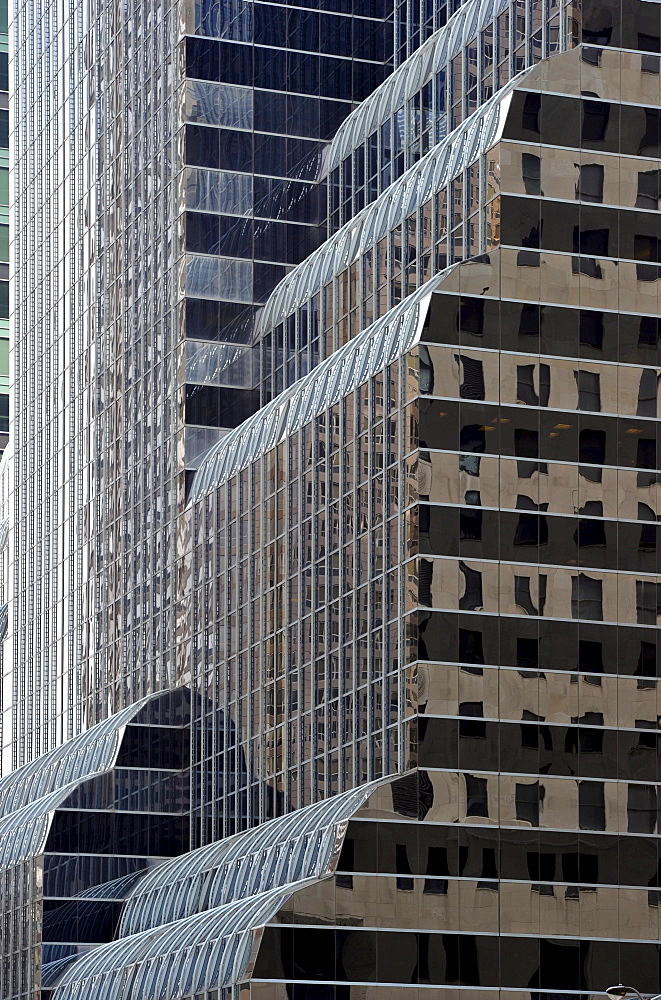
256,76 -> 517,336
53,884 -> 300,1000
53,779 -> 390,999
0,689 -> 190,869
0,689 -> 183,819
42,956 -> 83,989
189,276 -> 443,505
0,783 -> 80,868
118,779 -> 383,936
327,0 -> 510,172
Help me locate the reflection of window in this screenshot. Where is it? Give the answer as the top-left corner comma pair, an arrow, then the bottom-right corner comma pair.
637,370 -> 660,417
578,639 -> 603,674
636,580 -> 661,624
636,640 -> 658,689
395,843 -> 414,890
576,163 -> 604,203
571,712 -> 604,753
636,169 -> 661,210
517,363 -> 550,406
635,234 -> 661,263
581,46 -> 600,65
459,627 -> 485,667
515,781 -> 542,825
515,574 -> 546,616
572,255 -> 602,279
562,851 -> 598,896
459,297 -> 484,335
517,364 -> 537,405
582,23 -> 612,46
574,369 -> 601,411
574,226 -> 609,257
519,304 -> 540,336
516,636 -> 540,672
639,32 -> 661,53
459,561 -> 483,611
578,429 -> 605,479
477,847 -> 498,890
522,152 -> 541,195
419,345 -> 434,394
459,701 -> 486,738
528,851 -> 555,895
336,837 -> 354,889
516,495 -> 548,512
460,423 -> 486,453
459,454 -> 482,476
460,507 -> 482,540
582,100 -> 609,141
571,573 -> 603,620
515,428 -> 547,478
465,775 -> 489,816
514,512 -> 548,546
579,780 -> 605,830
639,108 -> 661,156
627,784 -> 657,833
637,438 -> 659,487
579,310 -> 604,349
515,428 -> 539,456
574,517 -> 606,547
578,500 -> 603,516
522,92 -> 541,132
418,558 -> 434,607
455,354 -> 485,399
424,846 -> 448,894
639,315 -> 660,346
636,720 -> 660,751
638,503 -> 658,551
521,711 -> 552,750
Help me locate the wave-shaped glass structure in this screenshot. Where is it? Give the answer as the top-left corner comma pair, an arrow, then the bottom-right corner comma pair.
7,0 -> 661,997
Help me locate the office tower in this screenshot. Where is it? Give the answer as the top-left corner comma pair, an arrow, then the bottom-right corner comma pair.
8,0 -> 393,768
4,0 -> 661,998
0,0 -> 7,458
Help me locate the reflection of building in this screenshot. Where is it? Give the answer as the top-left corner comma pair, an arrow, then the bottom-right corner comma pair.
5,0 -> 661,998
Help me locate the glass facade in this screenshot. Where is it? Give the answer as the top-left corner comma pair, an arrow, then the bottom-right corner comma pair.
5,0 -> 661,997
0,0 -> 7,457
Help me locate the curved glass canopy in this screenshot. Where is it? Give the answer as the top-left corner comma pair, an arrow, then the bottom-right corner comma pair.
0,688 -> 184,819
188,277 -> 441,505
0,783 -> 81,868
255,75 -> 517,337
327,0 -> 510,172
53,884 -> 299,999
118,778 -> 382,936
53,779 -> 390,1000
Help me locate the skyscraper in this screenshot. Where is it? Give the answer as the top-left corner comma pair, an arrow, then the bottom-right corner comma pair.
3,0 -> 661,997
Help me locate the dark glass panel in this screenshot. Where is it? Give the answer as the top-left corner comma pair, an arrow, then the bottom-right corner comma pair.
185,384 -> 260,427
254,262 -> 289,302
42,899 -> 122,944
185,124 -> 220,168
45,812 -> 189,856
43,855 -> 150,897
116,725 -> 190,769
185,37 -> 222,81
185,298 -> 255,344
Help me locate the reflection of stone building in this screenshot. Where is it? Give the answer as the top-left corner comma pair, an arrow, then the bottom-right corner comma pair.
5,0 -> 661,997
